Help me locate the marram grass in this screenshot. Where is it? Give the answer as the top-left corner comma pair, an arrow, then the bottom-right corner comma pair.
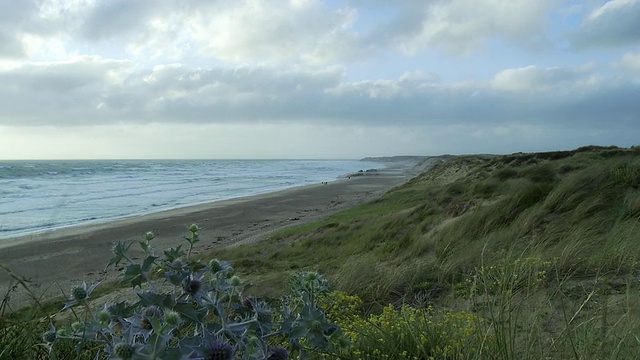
3,145 -> 640,359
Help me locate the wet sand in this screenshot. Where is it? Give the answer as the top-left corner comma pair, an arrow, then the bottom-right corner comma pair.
0,168 -> 414,310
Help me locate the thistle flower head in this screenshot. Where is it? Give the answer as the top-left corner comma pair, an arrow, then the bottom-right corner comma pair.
113,343 -> 137,360
267,346 -> 289,360
205,339 -> 234,360
64,280 -> 101,310
71,285 -> 87,301
189,224 -> 200,233
71,322 -> 84,332
209,259 -> 223,273
56,328 -> 70,337
229,275 -> 242,288
42,327 -> 56,343
309,320 -> 322,332
305,272 -> 318,282
164,310 -> 181,327
182,276 -> 203,296
97,308 -> 111,325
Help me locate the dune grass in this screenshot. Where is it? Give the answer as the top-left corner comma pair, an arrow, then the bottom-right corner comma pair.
209,145 -> 640,358
215,146 -> 639,298
2,145 -> 640,359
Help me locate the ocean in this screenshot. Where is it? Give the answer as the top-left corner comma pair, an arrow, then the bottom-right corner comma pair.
0,159 -> 381,240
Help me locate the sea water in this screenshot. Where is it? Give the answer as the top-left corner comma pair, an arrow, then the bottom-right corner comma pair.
0,159 -> 381,240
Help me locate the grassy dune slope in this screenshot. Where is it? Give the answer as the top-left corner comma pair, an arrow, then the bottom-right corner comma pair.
4,145 -> 640,359
210,146 -> 640,358
217,146 -> 640,303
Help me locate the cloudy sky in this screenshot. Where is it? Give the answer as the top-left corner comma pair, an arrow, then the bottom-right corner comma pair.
1,0 -> 639,159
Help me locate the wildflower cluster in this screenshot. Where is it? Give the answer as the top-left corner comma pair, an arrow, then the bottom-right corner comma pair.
320,291 -> 363,325
330,300 -> 481,359
43,225 -> 344,359
470,257 -> 552,297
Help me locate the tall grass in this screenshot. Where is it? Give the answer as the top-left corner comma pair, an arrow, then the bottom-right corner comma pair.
4,145 -> 640,359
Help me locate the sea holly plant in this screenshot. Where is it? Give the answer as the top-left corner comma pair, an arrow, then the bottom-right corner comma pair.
45,224 -> 345,359
185,224 -> 200,260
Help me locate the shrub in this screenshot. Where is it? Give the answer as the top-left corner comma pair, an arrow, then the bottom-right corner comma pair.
612,166 -> 640,189
493,168 -> 518,181
334,303 -> 482,359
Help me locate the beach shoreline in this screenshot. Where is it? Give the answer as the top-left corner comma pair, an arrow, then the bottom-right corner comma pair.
0,167 -> 415,310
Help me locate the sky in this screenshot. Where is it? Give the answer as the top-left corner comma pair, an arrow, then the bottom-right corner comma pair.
1,0 -> 639,159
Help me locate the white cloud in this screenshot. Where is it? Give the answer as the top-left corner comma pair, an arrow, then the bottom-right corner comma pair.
371,0 -> 552,55
190,0 -> 360,65
0,56 -> 134,125
614,49 -> 640,74
2,0 -> 557,66
491,64 -> 598,92
0,0 -> 37,58
69,0 -> 365,65
0,30 -> 24,59
572,0 -> 640,48
0,1 -> 639,159
588,0 -> 637,20
80,0 -> 159,41
1,57 -> 638,132
19,33 -> 70,59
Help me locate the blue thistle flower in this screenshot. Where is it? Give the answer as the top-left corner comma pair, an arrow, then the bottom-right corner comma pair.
71,285 -> 87,300
63,280 -> 101,310
113,343 -> 137,359
205,339 -> 234,360
42,329 -> 56,343
267,346 -> 289,360
182,276 -> 203,296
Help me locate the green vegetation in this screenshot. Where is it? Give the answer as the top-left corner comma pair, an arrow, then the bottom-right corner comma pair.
1,228 -> 344,359
212,145 -> 640,358
2,145 -> 640,359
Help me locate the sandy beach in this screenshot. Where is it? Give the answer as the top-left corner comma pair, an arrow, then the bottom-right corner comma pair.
0,167 -> 414,310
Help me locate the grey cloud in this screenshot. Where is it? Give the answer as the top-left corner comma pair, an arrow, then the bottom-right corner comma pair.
0,0 -> 41,58
0,0 -> 38,23
139,64 -> 343,101
0,0 -> 554,68
80,0 -> 162,41
0,29 -> 24,58
571,0 -> 640,48
364,0 -> 553,55
109,64 -> 640,131
0,60 -> 638,134
0,57 -> 133,124
73,0 -> 367,65
556,81 -> 640,127
614,51 -> 640,73
492,65 -> 595,91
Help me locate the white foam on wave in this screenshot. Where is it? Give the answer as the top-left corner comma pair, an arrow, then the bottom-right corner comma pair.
0,159 -> 382,240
